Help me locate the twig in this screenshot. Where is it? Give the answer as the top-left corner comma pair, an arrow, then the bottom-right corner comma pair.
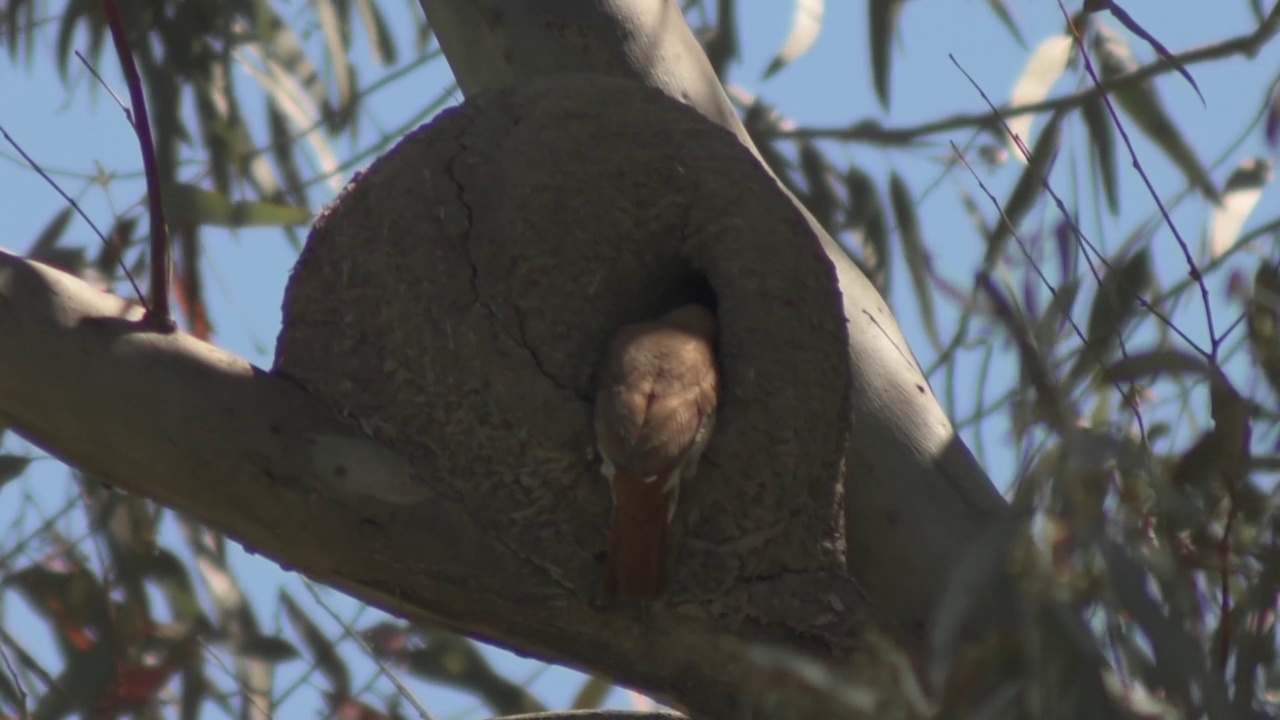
781,12 -> 1280,146
1060,0 -> 1218,360
100,0 -> 173,331
0,124 -> 147,308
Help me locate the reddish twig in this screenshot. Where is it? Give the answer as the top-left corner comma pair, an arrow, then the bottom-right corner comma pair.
101,0 -> 173,331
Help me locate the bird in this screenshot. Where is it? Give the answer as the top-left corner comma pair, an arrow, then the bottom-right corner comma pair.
594,304 -> 720,600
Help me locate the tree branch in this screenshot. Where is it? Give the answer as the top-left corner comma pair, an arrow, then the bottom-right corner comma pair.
0,247 -> 863,718
1,76 -> 937,717
781,7 -> 1280,145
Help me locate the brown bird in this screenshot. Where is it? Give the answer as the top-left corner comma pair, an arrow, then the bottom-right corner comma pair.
595,304 -> 720,600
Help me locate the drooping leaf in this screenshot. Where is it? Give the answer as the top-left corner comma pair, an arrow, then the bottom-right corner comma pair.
1091,24 -> 1218,201
54,0 -> 93,81
1101,348 -> 1214,385
145,549 -> 205,622
1006,35 -> 1074,162
701,0 -> 739,78
28,207 -> 74,258
1071,248 -> 1151,385
193,80 -> 236,195
267,103 -> 308,205
986,111 -> 1064,268
316,0 -> 355,129
355,0 -> 398,65
406,626 -> 545,715
1080,95 -> 1120,215
797,142 -> 842,235
0,454 -> 32,486
2,0 -> 39,63
571,675 -> 614,710
984,0 -> 1026,48
281,591 -> 350,697
929,519 -> 1023,691
1209,158 -> 1273,258
1033,276 -> 1082,353
1266,79 -> 1280,150
32,642 -> 116,719
845,166 -> 890,290
6,559 -> 113,657
1095,0 -> 1204,104
257,3 -> 331,120
239,635 -> 301,663
1248,261 -> 1280,399
1101,541 -> 1232,717
763,0 -> 824,78
868,0 -> 906,109
742,102 -> 801,197
1208,377 -> 1250,483
889,173 -> 940,351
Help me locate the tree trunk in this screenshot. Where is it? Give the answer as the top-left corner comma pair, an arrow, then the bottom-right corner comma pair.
417,0 -> 1009,637
0,0 -> 1017,716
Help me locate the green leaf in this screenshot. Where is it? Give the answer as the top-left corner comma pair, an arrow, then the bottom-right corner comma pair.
868,0 -> 906,109
54,0 -> 91,81
1101,348 -> 1214,385
986,111 -> 1063,268
28,207 -> 74,258
1033,276 -> 1081,352
238,635 -> 301,663
1209,158 -> 1273,257
570,675 -> 613,710
1248,261 -> 1280,399
163,183 -> 311,228
355,0 -> 398,65
315,0 -> 354,128
1071,248 -> 1151,384
1101,541 -> 1232,717
1006,35 -> 1074,161
763,0 -> 824,79
1092,25 -> 1217,201
889,173 -> 940,351
406,627 -> 544,715
267,103 -> 308,203
985,0 -> 1026,48
797,142 -> 841,234
845,166 -> 889,290
281,591 -> 350,696
145,549 -> 205,622
0,455 -> 32,485
1080,95 -> 1120,216
1099,2 -> 1204,105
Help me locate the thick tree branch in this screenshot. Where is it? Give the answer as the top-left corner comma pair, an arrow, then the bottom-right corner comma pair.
415,0 -> 1008,640
0,247 -> 868,718
1,75 -> 943,715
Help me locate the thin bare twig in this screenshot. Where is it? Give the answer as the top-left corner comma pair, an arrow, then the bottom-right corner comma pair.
1060,1 -> 1219,360
0,124 -> 147,307
100,0 -> 173,330
781,11 -> 1280,146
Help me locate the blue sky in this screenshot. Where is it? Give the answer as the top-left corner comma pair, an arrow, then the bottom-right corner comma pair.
2,1 -> 1278,717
